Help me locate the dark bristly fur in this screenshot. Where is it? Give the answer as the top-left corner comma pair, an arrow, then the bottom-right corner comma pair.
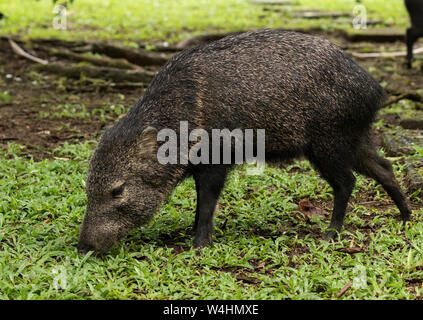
77,30 -> 412,254
405,0 -> 423,68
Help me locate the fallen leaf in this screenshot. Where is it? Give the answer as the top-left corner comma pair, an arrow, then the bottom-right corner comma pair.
235,274 -> 262,284
249,260 -> 266,271
297,198 -> 330,218
337,247 -> 363,254
168,245 -> 188,255
133,289 -> 147,295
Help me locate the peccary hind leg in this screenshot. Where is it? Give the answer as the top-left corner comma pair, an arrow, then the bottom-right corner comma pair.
406,28 -> 423,69
406,28 -> 417,69
353,141 -> 412,223
192,165 -> 229,248
310,137 -> 412,240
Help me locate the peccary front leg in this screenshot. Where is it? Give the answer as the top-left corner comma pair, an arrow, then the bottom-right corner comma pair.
323,170 -> 356,240
192,166 -> 229,248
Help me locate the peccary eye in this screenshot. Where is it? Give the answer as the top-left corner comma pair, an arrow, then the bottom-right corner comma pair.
111,184 -> 125,198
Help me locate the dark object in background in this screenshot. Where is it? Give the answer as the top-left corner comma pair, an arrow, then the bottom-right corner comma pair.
77,30 -> 412,254
405,0 -> 423,68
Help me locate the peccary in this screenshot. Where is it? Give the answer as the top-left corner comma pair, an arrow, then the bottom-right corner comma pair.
405,0 -> 423,68
77,30 -> 412,254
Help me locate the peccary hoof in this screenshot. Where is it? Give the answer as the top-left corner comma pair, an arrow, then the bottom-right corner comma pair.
324,229 -> 339,241
193,235 -> 213,249
401,216 -> 413,230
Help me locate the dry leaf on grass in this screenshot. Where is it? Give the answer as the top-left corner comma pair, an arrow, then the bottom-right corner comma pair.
235,274 -> 262,284
297,198 -> 330,219
337,247 -> 363,254
169,245 -> 188,255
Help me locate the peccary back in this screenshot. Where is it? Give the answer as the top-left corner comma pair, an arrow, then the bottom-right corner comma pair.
142,31 -> 384,156
77,30 -> 411,253
405,0 -> 423,68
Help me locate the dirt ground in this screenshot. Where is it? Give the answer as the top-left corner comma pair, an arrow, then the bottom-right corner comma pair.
0,38 -> 160,159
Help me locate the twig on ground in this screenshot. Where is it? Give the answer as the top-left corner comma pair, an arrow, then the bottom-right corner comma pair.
337,281 -> 351,298
36,46 -> 141,70
91,43 -> 171,66
8,38 -> 48,65
34,63 -> 155,83
351,46 -> 423,58
403,237 -> 417,250
383,92 -> 423,108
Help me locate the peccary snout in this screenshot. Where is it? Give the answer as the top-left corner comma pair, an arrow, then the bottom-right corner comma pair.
77,242 -> 95,256
77,214 -> 123,254
405,0 -> 423,68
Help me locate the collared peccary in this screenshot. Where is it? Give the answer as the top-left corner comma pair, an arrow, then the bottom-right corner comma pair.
77,29 -> 412,254
405,0 -> 423,68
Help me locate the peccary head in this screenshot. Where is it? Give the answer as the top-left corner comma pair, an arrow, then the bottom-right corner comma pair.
77,122 -> 181,254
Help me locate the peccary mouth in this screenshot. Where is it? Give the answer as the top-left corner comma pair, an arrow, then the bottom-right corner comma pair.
77,223 -> 122,255
76,242 -> 97,256
77,233 -> 117,255
77,214 -> 148,255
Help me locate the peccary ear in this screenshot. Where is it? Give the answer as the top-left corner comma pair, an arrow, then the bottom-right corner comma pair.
137,126 -> 158,158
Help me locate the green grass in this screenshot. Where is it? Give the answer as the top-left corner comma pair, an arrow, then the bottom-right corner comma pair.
39,103 -> 129,121
1,142 -> 422,299
0,0 -> 410,43
0,91 -> 12,103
